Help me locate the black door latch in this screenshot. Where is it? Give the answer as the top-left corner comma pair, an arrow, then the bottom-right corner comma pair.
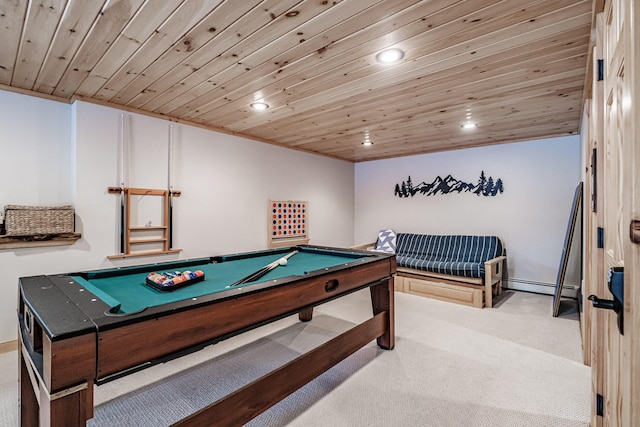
588,267 -> 624,335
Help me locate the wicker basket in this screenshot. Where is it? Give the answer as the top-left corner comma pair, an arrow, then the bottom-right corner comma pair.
4,205 -> 75,236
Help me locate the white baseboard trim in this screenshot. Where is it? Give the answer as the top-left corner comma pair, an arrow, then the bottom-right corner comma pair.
503,278 -> 579,298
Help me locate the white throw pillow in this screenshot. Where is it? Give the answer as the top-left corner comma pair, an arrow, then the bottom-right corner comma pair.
374,229 -> 397,253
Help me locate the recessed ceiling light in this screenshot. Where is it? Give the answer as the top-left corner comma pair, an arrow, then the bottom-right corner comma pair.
362,130 -> 373,146
250,102 -> 269,111
461,122 -> 478,130
376,48 -> 404,63
362,134 -> 373,146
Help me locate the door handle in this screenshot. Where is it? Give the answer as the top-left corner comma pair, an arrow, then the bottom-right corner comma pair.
587,295 -> 616,311
588,267 -> 624,335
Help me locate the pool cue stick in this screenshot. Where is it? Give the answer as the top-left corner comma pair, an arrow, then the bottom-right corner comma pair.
119,113 -> 127,254
167,124 -> 174,250
229,250 -> 298,287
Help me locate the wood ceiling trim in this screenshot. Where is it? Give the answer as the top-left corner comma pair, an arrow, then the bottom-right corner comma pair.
91,0 -> 221,102
52,0 -> 148,98
293,93 -> 584,153
119,0 -> 309,109
145,0 -> 428,119
75,0 -> 187,98
225,36 -> 588,143
12,0 -> 67,90
217,7 -> 591,132
0,0 -> 29,85
33,0 -> 107,94
1,0 -> 595,162
166,0 -> 556,125
265,76 -> 585,149
131,0 -> 411,113
96,0 -> 267,104
253,42 -> 589,144
108,0 -> 362,107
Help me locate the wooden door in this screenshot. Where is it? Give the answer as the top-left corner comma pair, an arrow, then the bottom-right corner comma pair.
583,10 -> 605,422
623,0 -> 640,422
588,0 -> 640,425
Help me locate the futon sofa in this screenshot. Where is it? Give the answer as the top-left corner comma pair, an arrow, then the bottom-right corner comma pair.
355,231 -> 506,308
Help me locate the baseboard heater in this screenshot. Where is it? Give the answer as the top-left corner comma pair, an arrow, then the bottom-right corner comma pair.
503,278 -> 579,298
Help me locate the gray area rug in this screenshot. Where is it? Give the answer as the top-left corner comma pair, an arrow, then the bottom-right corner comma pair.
89,317 -> 364,426
1,290 -> 590,426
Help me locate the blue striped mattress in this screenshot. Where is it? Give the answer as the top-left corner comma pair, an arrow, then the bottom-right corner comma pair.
395,234 -> 502,279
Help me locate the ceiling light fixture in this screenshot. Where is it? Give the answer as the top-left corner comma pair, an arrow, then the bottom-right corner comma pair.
461,122 -> 478,130
250,101 -> 269,111
462,108 -> 477,129
376,48 -> 404,63
362,130 -> 373,146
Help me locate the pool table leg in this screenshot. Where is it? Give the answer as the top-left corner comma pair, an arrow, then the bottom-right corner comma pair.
298,308 -> 314,322
370,277 -> 395,350
19,347 -> 38,427
19,342 -> 92,427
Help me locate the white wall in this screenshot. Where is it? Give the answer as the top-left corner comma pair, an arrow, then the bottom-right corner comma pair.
354,136 -> 582,295
73,102 -> 355,259
0,93 -> 354,343
0,91 -> 73,205
0,92 -> 75,344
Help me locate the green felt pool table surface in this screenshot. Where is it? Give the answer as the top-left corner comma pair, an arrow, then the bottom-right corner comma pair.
72,248 -> 367,314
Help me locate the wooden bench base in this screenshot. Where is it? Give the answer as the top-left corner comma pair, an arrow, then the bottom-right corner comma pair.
395,268 -> 502,308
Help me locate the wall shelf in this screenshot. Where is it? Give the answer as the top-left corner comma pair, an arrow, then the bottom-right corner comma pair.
0,233 -> 81,250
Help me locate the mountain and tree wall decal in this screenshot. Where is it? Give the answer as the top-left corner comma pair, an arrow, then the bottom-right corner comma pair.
394,171 -> 504,198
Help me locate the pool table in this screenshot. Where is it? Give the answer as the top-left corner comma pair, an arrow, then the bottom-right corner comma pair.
18,245 -> 396,426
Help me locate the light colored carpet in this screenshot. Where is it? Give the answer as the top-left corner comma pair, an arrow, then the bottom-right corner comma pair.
0,290 -> 590,426
0,350 -> 18,427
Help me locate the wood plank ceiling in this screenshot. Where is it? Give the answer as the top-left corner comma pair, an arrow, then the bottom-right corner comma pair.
0,0 -> 592,162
